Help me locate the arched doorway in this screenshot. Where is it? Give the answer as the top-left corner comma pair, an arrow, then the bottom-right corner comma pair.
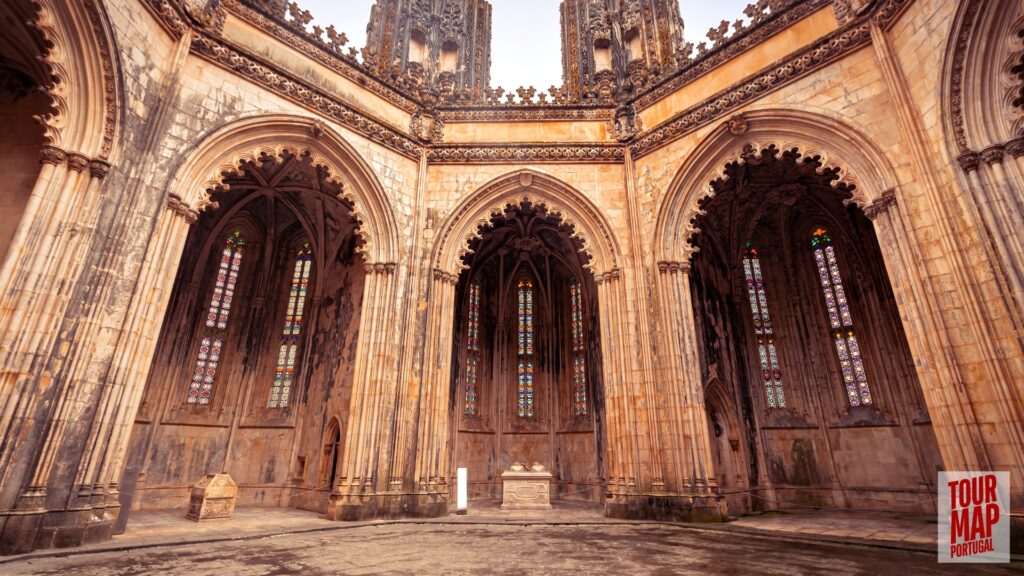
125,150 -> 368,515
450,201 -> 605,503
686,144 -> 941,512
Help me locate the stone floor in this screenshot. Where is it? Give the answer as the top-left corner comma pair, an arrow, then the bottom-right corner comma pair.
0,503 -> 1018,574
3,522 -> 1019,575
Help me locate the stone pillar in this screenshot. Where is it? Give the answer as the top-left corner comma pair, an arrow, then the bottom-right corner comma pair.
655,262 -> 715,493
0,146 -> 117,554
329,262 -> 398,520
957,148 -> 1024,316
408,268 -> 458,517
863,189 -> 989,473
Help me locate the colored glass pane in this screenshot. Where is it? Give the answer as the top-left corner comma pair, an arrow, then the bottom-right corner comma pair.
189,231 -> 245,405
742,244 -> 785,408
517,278 -> 535,418
570,277 -> 587,416
811,229 -> 872,406
465,279 -> 481,416
269,243 -> 312,408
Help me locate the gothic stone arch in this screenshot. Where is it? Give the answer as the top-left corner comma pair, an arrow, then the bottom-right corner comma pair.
170,114 -> 400,265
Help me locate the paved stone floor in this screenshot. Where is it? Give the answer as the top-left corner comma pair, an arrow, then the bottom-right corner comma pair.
4,523 -> 1021,575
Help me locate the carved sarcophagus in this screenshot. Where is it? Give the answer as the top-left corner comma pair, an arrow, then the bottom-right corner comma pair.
500,462 -> 553,511
186,473 -> 238,521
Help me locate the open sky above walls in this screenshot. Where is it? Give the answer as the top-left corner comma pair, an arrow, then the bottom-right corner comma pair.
301,0 -> 754,89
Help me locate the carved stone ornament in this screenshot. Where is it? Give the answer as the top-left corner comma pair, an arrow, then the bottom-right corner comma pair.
725,114 -> 748,135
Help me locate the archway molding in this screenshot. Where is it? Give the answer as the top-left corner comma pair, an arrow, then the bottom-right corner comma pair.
654,108 -> 900,264
30,0 -> 122,160
942,0 -> 1024,155
432,169 -> 623,277
169,114 -> 400,264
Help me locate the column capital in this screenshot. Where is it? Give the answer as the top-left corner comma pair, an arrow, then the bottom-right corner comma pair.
594,267 -> 622,284
864,188 -> 898,220
656,261 -> 691,275
1005,137 -> 1024,158
166,193 -> 198,224
66,153 -> 90,173
956,151 -> 981,173
39,144 -> 67,165
89,159 -> 111,180
980,145 -> 1005,166
364,262 -> 398,275
431,267 -> 458,285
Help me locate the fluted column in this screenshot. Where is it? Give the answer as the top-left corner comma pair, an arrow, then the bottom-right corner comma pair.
655,261 -> 715,496
411,268 -> 458,511
594,268 -> 641,501
73,195 -> 198,510
333,262 -> 398,514
956,149 -> 1024,317
0,148 -> 110,503
863,189 -> 989,473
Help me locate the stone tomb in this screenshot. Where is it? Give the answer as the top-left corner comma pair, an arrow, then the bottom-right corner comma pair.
186,473 -> 238,521
500,463 -> 553,510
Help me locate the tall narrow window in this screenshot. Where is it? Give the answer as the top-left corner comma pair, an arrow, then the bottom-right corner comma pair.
811,228 -> 872,407
464,278 -> 481,416
742,244 -> 785,408
570,277 -> 587,415
517,277 -> 535,418
269,243 -> 313,408
188,230 -> 245,405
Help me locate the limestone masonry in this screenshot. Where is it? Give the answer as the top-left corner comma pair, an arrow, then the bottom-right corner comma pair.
0,0 -> 1021,556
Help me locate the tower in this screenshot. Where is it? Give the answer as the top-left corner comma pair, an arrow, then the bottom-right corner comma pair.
365,0 -> 492,97
560,0 -> 686,100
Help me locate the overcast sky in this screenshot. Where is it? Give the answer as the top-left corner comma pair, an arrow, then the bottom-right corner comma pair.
300,0 -> 753,89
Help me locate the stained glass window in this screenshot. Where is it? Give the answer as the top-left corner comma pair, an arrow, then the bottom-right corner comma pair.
188,230 -> 245,405
269,243 -> 313,408
464,279 -> 481,416
517,278 -> 535,418
811,228 -> 872,407
742,244 -> 785,408
570,277 -> 587,415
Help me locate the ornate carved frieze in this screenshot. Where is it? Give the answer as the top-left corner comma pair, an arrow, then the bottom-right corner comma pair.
948,0 -> 984,153
426,144 -> 624,164
436,106 -> 615,122
190,34 -> 422,159
630,23 -> 873,158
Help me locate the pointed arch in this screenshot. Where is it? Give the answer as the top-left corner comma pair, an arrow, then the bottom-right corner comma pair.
941,0 -> 1024,155
653,108 -> 900,264
168,114 -> 400,264
432,169 -> 622,276
30,0 -> 122,160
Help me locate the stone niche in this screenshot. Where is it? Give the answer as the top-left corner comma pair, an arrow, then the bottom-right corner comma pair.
500,462 -> 553,511
186,473 -> 238,521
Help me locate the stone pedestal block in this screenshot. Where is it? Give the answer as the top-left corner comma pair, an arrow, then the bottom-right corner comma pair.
500,462 -> 553,511
186,473 -> 237,521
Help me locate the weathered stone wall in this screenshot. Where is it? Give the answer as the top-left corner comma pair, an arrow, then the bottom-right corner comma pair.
1,0 -> 1021,554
